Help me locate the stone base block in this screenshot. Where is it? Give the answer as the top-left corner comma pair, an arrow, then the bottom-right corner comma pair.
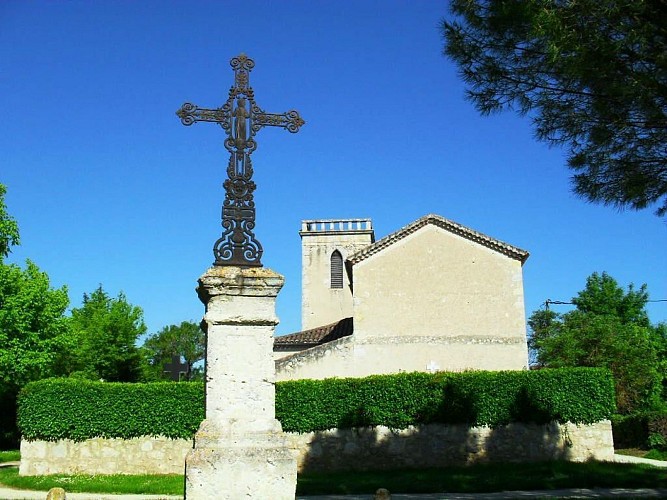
185,420 -> 297,500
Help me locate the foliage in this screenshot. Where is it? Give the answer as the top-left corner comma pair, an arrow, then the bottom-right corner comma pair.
611,410 -> 667,450
0,262 -> 72,389
648,411 -> 667,450
69,286 -> 147,382
0,184 -> 20,260
442,1 -> 667,215
17,369 -> 614,441
645,448 -> 667,460
529,272 -> 666,413
18,379 -> 203,441
276,369 -> 615,433
0,185 -> 73,448
143,321 -> 205,381
0,391 -> 18,449
572,272 -> 651,326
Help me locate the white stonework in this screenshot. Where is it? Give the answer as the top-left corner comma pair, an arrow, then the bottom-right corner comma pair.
277,215 -> 530,380
19,421 -> 614,475
185,266 -> 297,500
287,420 -> 615,471
20,436 -> 192,476
300,219 -> 374,330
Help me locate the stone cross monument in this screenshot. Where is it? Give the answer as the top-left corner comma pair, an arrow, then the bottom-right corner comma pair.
177,54 -> 304,499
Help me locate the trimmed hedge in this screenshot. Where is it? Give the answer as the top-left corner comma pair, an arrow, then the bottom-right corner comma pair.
275,368 -> 616,432
18,379 -> 204,441
18,368 -> 615,442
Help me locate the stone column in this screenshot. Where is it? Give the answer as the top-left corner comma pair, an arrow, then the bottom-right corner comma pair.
185,266 -> 296,500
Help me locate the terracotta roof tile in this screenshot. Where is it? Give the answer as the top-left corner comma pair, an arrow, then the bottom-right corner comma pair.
273,317 -> 353,350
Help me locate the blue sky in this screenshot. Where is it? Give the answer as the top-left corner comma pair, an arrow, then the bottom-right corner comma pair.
1,1 -> 665,340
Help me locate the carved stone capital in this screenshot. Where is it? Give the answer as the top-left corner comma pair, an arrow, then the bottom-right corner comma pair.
197,266 -> 285,302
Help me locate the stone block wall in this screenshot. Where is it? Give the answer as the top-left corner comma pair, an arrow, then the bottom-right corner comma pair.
20,421 -> 613,476
276,336 -> 530,381
20,436 -> 192,476
289,421 -> 614,472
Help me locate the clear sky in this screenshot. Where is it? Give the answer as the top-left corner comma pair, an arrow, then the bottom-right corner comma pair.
1,1 -> 665,340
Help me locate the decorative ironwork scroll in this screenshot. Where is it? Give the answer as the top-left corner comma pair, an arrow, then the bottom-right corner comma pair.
176,54 -> 304,267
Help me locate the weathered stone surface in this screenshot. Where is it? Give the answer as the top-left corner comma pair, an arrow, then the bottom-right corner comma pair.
185,266 -> 297,500
286,421 -> 615,472
197,266 -> 284,431
45,487 -> 66,500
300,219 -> 374,330
374,488 -> 391,500
21,421 -> 614,476
185,424 -> 296,500
20,436 -> 192,476
275,335 -> 528,381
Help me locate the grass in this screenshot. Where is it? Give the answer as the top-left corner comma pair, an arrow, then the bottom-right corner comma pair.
0,467 -> 184,495
0,450 -> 19,463
0,461 -> 665,496
616,447 -> 667,461
645,448 -> 667,461
296,461 -> 667,495
616,448 -> 650,457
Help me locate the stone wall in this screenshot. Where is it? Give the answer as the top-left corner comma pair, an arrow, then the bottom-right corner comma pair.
353,224 -> 528,359
20,421 -> 613,476
20,436 -> 192,476
275,335 -> 527,381
276,336 -> 354,381
289,421 -> 614,472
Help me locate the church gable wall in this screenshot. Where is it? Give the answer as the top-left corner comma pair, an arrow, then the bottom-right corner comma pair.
352,225 -> 528,370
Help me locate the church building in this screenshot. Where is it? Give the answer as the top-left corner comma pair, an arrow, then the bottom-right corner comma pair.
274,214 -> 530,381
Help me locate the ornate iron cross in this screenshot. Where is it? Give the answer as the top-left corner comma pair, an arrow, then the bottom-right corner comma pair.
176,54 -> 304,267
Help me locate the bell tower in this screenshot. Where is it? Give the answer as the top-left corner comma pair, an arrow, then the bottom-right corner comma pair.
300,219 -> 374,330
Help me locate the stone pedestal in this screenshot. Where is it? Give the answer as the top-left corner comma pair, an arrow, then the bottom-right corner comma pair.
185,266 -> 296,500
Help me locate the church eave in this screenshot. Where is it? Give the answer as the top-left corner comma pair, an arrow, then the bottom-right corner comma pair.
273,317 -> 354,350
347,214 -> 529,265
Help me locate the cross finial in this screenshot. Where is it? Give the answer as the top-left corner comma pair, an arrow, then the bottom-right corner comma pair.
177,54 -> 304,267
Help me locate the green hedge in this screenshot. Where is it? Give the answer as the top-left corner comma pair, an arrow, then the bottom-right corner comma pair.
18,368 -> 615,441
18,379 -> 204,441
275,368 -> 616,432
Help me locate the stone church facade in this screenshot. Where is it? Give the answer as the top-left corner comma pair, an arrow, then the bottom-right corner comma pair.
274,214 -> 530,381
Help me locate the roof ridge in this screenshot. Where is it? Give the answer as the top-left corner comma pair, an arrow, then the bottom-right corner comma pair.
348,214 -> 529,265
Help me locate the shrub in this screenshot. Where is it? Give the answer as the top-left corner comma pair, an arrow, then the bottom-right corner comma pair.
18,379 -> 204,441
648,412 -> 667,450
275,368 -> 615,433
0,389 -> 18,448
19,368 -> 615,441
611,410 -> 667,449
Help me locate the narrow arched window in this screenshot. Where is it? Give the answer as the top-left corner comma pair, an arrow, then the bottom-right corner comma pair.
330,250 -> 343,289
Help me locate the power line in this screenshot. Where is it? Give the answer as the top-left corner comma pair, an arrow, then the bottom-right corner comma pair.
544,298 -> 667,310
544,299 -> 572,310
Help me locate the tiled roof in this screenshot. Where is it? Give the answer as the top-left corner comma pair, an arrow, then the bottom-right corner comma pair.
348,213 -> 529,265
273,317 -> 353,350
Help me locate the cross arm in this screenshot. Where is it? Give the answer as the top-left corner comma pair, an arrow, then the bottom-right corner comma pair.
176,102 -> 230,127
253,110 -> 305,133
